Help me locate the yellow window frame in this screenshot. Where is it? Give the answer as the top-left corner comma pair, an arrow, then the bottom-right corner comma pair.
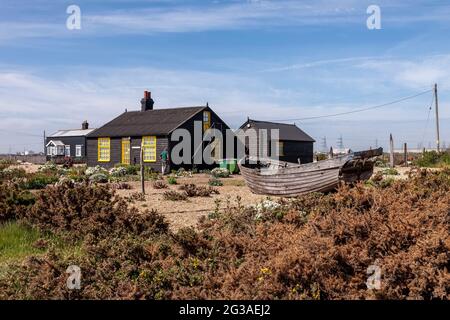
98,137 -> 110,162
203,111 -> 211,131
121,138 -> 131,165
142,136 -> 157,162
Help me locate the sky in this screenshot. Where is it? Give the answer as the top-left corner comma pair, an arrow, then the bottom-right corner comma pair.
1,0 -> 450,153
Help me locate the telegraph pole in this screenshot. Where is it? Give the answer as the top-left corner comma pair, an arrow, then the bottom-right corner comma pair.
434,83 -> 440,152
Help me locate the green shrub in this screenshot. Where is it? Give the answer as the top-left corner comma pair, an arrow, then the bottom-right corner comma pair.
413,151 -> 450,168
208,178 -> 223,186
89,173 -> 109,183
167,176 -> 177,185
115,164 -> 140,175
382,168 -> 399,176
21,175 -> 59,190
0,167 -> 27,181
211,168 -> 230,178
85,166 -> 108,176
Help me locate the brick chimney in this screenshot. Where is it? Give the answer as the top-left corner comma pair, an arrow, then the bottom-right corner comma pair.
141,90 -> 154,111
82,120 -> 89,130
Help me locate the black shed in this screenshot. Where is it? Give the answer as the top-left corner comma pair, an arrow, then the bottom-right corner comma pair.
239,119 -> 315,164
86,91 -> 231,172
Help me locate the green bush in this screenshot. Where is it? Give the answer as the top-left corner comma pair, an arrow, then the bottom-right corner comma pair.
89,173 -> 109,183
382,168 -> 399,176
115,164 -> 140,175
21,175 -> 59,190
167,176 -> 177,185
211,168 -> 230,178
414,151 -> 450,168
208,178 -> 223,186
0,168 -> 27,181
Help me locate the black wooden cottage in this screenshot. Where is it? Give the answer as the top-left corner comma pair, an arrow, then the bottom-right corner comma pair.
239,119 -> 315,164
86,91 -> 231,172
45,121 -> 95,163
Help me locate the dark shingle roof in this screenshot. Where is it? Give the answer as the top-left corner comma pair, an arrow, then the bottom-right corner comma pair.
88,106 -> 206,138
242,119 -> 315,142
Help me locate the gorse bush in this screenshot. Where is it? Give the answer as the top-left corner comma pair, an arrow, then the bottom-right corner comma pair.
152,180 -> 168,189
0,167 -> 26,182
413,151 -> 450,168
20,180 -> 168,241
0,169 -> 449,300
163,190 -> 188,201
0,183 -> 35,222
178,184 -> 219,197
20,174 -> 59,190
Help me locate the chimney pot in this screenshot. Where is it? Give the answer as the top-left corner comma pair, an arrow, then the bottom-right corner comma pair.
82,120 -> 89,130
141,90 -> 154,111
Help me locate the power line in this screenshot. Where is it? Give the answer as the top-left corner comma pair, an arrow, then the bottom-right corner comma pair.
267,89 -> 433,122
0,128 -> 42,138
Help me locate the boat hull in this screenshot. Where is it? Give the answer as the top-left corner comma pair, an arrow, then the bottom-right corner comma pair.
238,148 -> 382,197
238,156 -> 351,197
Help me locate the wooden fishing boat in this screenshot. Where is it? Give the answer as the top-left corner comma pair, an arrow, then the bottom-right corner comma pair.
238,148 -> 382,197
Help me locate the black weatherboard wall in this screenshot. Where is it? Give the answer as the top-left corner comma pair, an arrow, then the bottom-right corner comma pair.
45,121 -> 93,163
86,91 -> 231,172
46,136 -> 86,158
240,119 -> 315,164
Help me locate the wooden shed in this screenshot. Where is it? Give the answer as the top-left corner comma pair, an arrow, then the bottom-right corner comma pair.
239,119 -> 315,164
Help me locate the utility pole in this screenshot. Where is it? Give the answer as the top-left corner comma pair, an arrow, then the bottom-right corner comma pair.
389,134 -> 395,168
434,83 -> 440,152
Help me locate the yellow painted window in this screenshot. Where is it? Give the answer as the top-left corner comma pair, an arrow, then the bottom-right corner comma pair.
278,141 -> 284,157
98,138 -> 110,162
121,138 -> 131,165
203,111 -> 211,131
142,136 -> 157,162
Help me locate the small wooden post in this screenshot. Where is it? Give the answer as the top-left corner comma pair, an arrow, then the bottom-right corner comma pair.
389,134 -> 395,168
140,145 -> 145,195
403,143 -> 408,166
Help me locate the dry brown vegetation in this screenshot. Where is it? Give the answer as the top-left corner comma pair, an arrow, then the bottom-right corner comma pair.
0,168 -> 449,300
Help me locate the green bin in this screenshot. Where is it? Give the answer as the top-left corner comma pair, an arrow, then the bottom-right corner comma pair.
219,159 -> 238,174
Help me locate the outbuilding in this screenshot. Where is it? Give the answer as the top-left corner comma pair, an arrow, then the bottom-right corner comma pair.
45,121 -> 95,163
239,119 -> 315,164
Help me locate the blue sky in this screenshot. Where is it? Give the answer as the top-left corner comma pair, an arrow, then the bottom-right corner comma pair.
1,0 -> 450,153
